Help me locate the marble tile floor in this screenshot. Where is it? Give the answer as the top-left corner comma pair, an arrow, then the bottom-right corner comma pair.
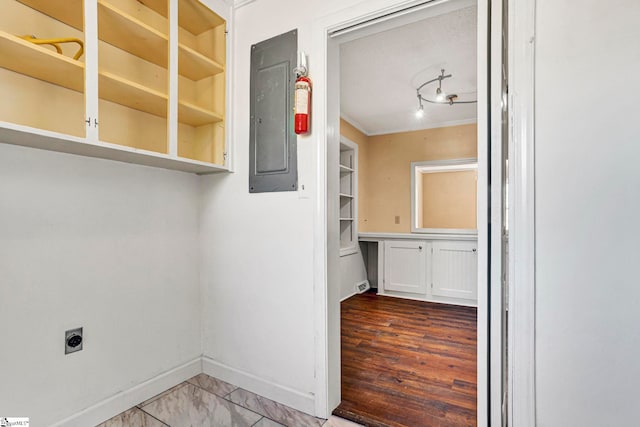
97,373 -> 363,427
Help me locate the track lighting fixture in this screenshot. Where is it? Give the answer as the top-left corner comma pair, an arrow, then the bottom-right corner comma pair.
415,68 -> 477,109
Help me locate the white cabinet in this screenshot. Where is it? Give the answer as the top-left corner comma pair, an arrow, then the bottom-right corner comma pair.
368,234 -> 477,306
431,241 -> 478,301
384,240 -> 428,294
0,0 -> 230,174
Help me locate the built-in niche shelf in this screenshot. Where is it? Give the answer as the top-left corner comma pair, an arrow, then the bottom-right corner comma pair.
0,0 -> 229,173
340,164 -> 354,174
339,138 -> 358,256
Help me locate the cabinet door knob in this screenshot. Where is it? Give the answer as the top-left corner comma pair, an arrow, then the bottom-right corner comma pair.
419,246 -> 423,250
472,248 -> 477,252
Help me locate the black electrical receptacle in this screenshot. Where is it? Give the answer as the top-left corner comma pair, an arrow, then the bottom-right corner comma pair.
65,327 -> 83,354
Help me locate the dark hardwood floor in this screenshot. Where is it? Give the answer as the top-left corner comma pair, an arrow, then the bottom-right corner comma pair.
334,291 -> 477,427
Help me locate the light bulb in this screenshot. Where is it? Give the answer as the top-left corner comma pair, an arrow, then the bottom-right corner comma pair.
415,106 -> 424,118
436,87 -> 446,102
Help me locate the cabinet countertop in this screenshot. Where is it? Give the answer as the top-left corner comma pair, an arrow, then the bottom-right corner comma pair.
359,232 -> 477,241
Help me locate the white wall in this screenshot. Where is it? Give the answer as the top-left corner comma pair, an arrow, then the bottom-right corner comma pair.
339,251 -> 367,300
0,144 -> 202,426
198,0 -> 365,414
534,1 -> 640,425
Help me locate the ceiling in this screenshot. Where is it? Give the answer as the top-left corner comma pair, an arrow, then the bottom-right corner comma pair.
340,5 -> 477,136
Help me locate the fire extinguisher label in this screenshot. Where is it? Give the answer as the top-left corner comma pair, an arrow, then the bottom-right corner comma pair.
295,87 -> 309,114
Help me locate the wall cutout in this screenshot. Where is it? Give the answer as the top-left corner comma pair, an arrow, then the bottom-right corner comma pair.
249,29 -> 298,193
411,158 -> 478,234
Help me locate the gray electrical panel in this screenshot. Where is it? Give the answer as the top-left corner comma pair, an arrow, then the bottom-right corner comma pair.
249,29 -> 298,193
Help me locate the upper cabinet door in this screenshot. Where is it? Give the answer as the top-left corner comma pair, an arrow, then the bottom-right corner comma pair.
431,241 -> 478,301
0,0 -> 87,138
384,240 -> 428,295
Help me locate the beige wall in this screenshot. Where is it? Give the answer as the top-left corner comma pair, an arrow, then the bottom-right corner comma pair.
421,170 -> 477,229
339,121 -> 477,233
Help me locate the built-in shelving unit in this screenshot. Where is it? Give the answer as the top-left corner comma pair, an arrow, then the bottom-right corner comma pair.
177,0 -> 227,165
339,138 -> 358,256
0,0 -> 230,173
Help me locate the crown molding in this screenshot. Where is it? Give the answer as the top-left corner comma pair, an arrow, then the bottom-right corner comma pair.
339,114 -> 371,136
366,117 -> 477,136
233,0 -> 257,8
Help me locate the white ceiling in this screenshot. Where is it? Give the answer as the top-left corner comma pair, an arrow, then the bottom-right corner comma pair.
340,6 -> 477,135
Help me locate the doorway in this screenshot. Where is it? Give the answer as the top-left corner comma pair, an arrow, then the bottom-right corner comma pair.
313,0 -> 503,425
335,3 -> 479,425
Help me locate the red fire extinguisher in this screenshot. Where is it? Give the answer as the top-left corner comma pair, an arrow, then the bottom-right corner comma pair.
294,75 -> 311,134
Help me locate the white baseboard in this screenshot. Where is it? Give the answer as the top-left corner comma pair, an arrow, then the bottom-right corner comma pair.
377,290 -> 478,307
340,291 -> 357,302
202,356 -> 315,416
50,356 -> 316,426
51,358 -> 202,427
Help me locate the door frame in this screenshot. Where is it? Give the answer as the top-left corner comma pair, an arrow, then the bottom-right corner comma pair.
311,0 -> 497,424
507,0 -> 537,424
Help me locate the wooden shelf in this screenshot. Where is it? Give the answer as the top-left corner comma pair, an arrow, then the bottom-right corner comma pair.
99,71 -> 167,117
137,0 -> 168,19
179,0 -> 224,35
17,0 -> 84,31
178,101 -> 222,127
0,30 -> 84,92
178,43 -> 224,81
98,0 -> 168,68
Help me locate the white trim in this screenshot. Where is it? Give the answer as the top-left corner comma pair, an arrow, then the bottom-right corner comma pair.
83,0 -> 98,143
508,0 -> 536,425
340,291 -> 358,302
233,0 -> 256,8
415,163 -> 478,173
50,358 -> 202,427
329,0 -> 476,41
0,123 -> 229,174
475,0 -> 489,425
202,357 -> 316,416
311,12 -> 330,418
168,0 -> 178,157
366,118 -> 478,136
377,289 -> 478,307
340,114 -> 371,136
359,231 -> 477,241
489,0 -> 506,424
224,1 -> 235,171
